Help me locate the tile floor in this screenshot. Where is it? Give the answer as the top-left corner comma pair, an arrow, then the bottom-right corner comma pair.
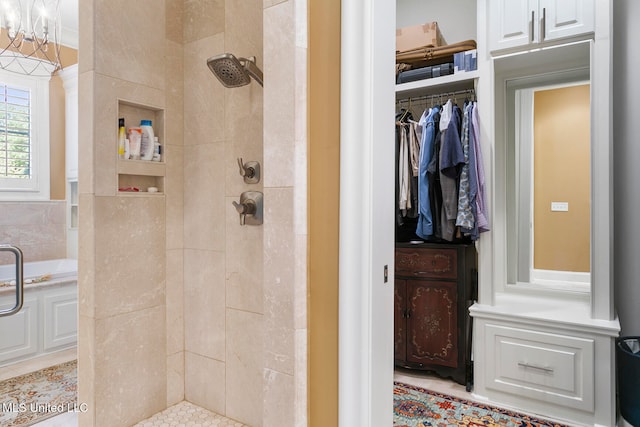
2,350 -> 483,426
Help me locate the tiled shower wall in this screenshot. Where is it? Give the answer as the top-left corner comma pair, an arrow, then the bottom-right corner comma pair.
79,0 -> 307,425
179,1 -> 265,426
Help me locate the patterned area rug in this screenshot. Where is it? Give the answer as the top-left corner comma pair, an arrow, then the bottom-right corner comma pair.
394,382 -> 568,427
0,360 -> 77,426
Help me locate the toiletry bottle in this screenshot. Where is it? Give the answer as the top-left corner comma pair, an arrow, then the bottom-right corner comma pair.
117,118 -> 126,159
139,120 -> 155,161
128,128 -> 142,160
152,136 -> 161,162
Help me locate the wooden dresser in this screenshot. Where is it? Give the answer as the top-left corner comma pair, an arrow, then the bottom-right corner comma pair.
394,242 -> 477,390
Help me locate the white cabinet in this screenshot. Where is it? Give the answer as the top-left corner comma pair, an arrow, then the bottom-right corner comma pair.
0,298 -> 38,363
0,283 -> 77,366
485,323 -> 594,412
489,0 -> 594,53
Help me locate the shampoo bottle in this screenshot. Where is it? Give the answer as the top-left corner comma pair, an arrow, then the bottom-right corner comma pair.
117,118 -> 126,159
139,120 -> 155,161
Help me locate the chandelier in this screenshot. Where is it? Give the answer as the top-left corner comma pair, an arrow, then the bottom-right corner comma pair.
0,0 -> 61,76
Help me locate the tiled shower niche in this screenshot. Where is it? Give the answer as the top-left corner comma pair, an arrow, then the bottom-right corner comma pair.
117,100 -> 166,194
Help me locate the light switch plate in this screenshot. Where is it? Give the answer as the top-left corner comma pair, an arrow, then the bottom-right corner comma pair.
551,201 -> 569,212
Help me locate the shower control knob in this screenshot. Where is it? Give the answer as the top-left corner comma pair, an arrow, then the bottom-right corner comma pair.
231,192 -> 263,226
236,158 -> 261,184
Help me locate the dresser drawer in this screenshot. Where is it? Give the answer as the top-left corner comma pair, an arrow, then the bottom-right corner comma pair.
485,324 -> 594,412
395,247 -> 457,279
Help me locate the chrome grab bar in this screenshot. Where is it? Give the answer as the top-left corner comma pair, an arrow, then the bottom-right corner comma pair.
0,244 -> 24,317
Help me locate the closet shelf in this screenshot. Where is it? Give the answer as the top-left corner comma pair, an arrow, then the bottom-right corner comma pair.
396,70 -> 478,99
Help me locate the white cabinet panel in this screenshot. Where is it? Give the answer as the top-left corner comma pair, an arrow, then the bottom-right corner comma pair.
489,0 -> 595,53
489,0 -> 536,51
43,291 -> 78,351
0,298 -> 38,363
541,0 -> 594,42
486,323 -> 594,411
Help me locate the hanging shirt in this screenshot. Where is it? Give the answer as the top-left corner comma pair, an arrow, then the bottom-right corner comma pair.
439,105 -> 464,241
471,103 -> 489,233
456,102 -> 475,230
398,124 -> 411,214
416,106 -> 440,239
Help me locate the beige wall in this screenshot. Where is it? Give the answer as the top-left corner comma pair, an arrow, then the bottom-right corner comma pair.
308,0 -> 340,425
533,84 -> 590,272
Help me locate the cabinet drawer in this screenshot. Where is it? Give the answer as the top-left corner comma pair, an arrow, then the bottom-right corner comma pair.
485,324 -> 594,412
395,248 -> 457,279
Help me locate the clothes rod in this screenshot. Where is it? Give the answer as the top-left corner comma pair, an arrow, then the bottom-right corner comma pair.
397,88 -> 475,103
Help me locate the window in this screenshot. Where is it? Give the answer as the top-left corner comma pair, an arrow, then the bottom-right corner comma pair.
0,71 -> 50,200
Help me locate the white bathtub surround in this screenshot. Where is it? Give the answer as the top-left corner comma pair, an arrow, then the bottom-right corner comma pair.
0,259 -> 77,367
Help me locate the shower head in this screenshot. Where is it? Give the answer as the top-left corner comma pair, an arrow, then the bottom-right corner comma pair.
206,53 -> 264,88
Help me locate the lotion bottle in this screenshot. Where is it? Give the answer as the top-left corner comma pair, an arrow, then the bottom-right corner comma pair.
139,120 -> 155,161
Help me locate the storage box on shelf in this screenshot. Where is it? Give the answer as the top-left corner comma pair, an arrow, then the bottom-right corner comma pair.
117,100 -> 165,195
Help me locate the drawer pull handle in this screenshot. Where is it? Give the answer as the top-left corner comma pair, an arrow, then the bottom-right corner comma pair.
517,362 -> 554,373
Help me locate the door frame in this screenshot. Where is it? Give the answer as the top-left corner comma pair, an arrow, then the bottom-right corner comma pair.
339,0 -> 396,424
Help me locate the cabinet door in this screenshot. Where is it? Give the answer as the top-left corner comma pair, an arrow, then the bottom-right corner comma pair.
406,280 -> 458,367
540,0 -> 594,42
489,0 -> 537,52
0,297 -> 38,364
43,290 -> 78,351
394,280 -> 407,363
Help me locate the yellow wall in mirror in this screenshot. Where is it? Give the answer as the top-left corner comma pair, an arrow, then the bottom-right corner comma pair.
533,84 -> 590,273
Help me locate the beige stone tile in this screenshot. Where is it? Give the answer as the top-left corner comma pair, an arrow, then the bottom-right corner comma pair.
93,306 -> 166,426
264,319 -> 294,375
225,309 -> 263,426
77,1 -> 94,74
263,2 -> 295,188
294,0 -> 307,49
166,351 -> 185,406
184,249 -> 226,361
225,0 -> 262,58
166,0 -> 184,44
263,369 -> 295,427
293,138 -> 307,237
294,328 -> 308,426
225,196 -> 263,314
183,34 -> 225,147
78,194 -> 95,318
165,144 -> 184,250
78,71 -> 94,195
77,315 -> 95,427
183,0 -> 225,44
94,0 -> 166,90
224,88 -> 263,198
294,46 -> 308,145
183,143 -> 226,251
185,351 -> 226,415
165,40 -> 184,149
166,248 -> 184,355
263,189 -> 295,374
93,196 -> 166,319
293,233 -> 307,330
264,0 -> 288,8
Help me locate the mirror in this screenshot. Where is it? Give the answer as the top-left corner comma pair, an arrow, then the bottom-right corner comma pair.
505,70 -> 591,293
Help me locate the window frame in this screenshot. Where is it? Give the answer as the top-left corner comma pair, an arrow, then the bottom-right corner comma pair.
0,69 -> 50,201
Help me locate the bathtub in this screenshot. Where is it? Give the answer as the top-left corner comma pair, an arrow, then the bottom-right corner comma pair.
0,259 -> 78,367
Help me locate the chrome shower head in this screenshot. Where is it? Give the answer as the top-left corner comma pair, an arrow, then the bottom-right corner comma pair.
206,53 -> 264,88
